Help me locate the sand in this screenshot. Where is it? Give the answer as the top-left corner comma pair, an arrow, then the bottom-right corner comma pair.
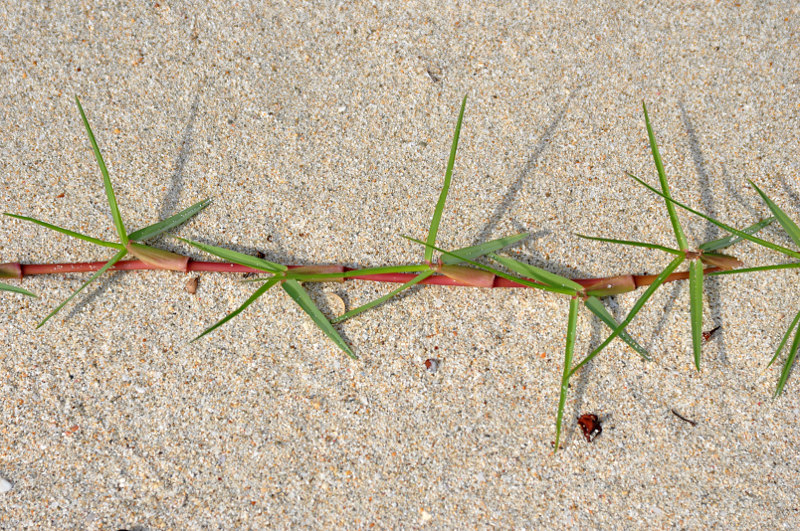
1,1 -> 799,528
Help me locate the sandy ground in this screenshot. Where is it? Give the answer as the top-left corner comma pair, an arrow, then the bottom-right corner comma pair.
1,1 -> 799,528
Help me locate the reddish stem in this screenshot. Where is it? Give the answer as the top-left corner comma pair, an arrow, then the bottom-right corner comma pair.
3,259 -> 720,291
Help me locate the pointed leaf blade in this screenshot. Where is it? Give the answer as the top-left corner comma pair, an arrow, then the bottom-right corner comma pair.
698,217 -> 775,251
489,253 -> 583,292
767,309 -> 800,369
628,173 -> 800,259
128,198 -> 212,241
440,232 -> 529,265
643,102 -> 688,250
425,95 -> 467,262
554,297 -> 579,451
575,233 -> 681,255
570,255 -> 686,377
3,213 -> 121,250
0,282 -> 37,297
192,277 -> 280,342
583,296 -> 649,360
75,96 -> 128,245
749,180 -> 800,249
37,248 -> 128,328
689,260 -> 704,370
332,270 -> 434,324
282,279 -> 356,359
177,237 -> 287,273
775,318 -> 800,397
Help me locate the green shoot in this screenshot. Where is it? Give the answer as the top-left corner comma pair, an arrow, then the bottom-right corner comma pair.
37,249 -> 128,328
583,296 -> 649,360
0,282 -> 37,297
281,279 -> 356,359
689,259 -> 704,370
177,237 -> 286,273
642,102 -> 687,251
192,277 -> 280,342
332,271 -> 434,323
75,96 -> 128,246
425,95 -> 467,263
488,253 -> 582,293
698,217 -> 775,252
129,198 -> 212,241
748,180 -> 800,249
575,234 -> 682,255
554,297 -> 579,451
775,316 -> 800,397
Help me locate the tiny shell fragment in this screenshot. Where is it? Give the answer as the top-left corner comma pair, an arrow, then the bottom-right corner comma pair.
185,276 -> 199,294
325,292 -> 345,316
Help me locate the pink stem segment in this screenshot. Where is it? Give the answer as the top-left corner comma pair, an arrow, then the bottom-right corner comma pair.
3,259 -> 719,291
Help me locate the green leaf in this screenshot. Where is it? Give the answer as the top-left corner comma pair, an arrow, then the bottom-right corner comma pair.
575,233 -> 682,255
75,96 -> 128,246
440,232 -> 529,265
748,180 -> 800,249
402,235 -> 576,295
3,213 -> 122,250
775,315 -> 800,397
583,296 -> 649,360
282,279 -> 356,359
569,254 -> 685,377
177,237 -> 287,273
192,277 -> 280,342
689,259 -> 704,370
332,270 -> 434,324
489,253 -> 583,293
698,217 -> 775,251
628,173 -> 800,260
554,297 -> 579,451
425,95 -> 467,262
767,309 -> 800,369
0,282 -> 37,297
128,198 -> 212,241
37,248 -> 128,328
709,262 -> 800,277
642,102 -> 688,251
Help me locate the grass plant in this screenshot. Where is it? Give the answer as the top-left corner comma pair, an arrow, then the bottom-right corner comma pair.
1,96 -> 797,450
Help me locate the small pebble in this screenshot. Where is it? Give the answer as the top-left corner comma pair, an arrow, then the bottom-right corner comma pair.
424,358 -> 439,373
185,276 -> 199,294
0,477 -> 12,493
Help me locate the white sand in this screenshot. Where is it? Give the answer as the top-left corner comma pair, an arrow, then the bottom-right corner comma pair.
1,2 -> 799,528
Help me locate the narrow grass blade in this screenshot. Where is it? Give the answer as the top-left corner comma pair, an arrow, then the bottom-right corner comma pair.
709,262 -> 800,277
440,232 -> 528,265
767,309 -> 800,368
177,237 -> 287,273
192,276 -> 280,342
425,95 -> 467,263
332,270 -> 434,324
628,173 -> 800,259
282,279 -> 356,359
575,233 -> 682,255
583,296 -> 649,360
37,248 -> 127,328
554,297 -> 579,451
402,236 -> 576,295
749,180 -> 800,249
775,316 -> 800,397
699,217 -> 775,251
489,253 -> 583,293
569,254 -> 685,377
128,198 -> 212,241
642,102 -> 688,251
3,213 -> 122,250
75,96 -> 128,246
0,282 -> 37,297
689,260 -> 704,370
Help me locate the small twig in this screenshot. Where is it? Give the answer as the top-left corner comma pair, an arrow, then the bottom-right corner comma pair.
671,409 -> 697,426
